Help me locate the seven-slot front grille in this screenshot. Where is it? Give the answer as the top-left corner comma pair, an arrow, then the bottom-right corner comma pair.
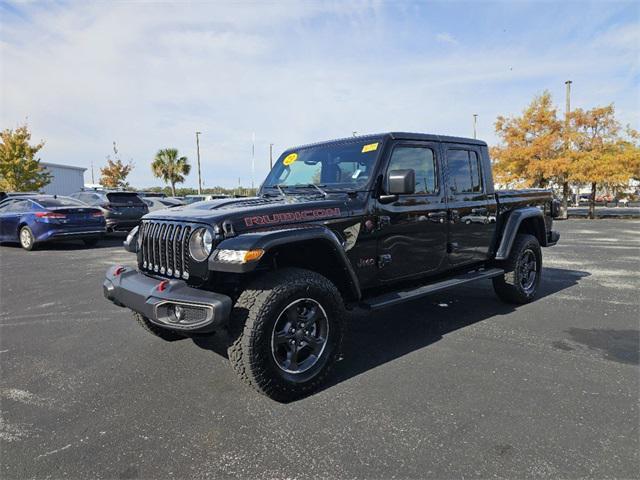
139,221 -> 192,279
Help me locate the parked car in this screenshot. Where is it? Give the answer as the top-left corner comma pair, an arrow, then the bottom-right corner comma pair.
141,197 -> 185,212
184,194 -> 231,205
0,195 -> 106,250
69,191 -> 148,232
104,132 -> 560,401
0,191 -> 41,202
135,191 -> 166,198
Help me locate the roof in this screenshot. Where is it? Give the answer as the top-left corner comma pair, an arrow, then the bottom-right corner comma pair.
41,162 -> 87,172
288,132 -> 487,151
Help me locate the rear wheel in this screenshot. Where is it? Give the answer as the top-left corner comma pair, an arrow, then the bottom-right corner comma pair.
493,233 -> 542,304
227,268 -> 344,402
19,226 -> 36,251
133,312 -> 184,341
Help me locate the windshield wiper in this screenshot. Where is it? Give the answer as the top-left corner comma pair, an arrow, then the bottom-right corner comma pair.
307,184 -> 328,198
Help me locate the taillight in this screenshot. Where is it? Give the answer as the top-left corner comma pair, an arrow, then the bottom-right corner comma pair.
91,211 -> 103,217
35,212 -> 66,219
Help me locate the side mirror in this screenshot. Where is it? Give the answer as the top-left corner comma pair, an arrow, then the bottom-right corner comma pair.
388,169 -> 415,195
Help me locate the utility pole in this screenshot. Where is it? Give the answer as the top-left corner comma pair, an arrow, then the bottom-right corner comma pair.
473,114 -> 478,139
91,161 -> 95,184
269,143 -> 274,170
251,132 -> 255,190
195,131 -> 202,195
565,80 -> 572,118
563,80 -> 572,216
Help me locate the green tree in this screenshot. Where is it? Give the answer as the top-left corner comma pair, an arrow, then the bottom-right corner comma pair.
151,148 -> 191,196
0,124 -> 51,192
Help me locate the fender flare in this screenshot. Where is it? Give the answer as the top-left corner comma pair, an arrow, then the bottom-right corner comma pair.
495,207 -> 546,260
209,225 -> 362,300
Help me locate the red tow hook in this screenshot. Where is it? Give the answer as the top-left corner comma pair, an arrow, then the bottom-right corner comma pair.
114,265 -> 126,276
156,280 -> 170,292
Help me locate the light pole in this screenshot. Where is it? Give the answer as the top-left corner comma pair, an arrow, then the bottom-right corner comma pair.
195,131 -> 202,195
269,143 -> 274,170
564,80 -> 573,214
473,114 -> 478,139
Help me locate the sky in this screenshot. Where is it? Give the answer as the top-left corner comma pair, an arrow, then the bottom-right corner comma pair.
1,0 -> 638,189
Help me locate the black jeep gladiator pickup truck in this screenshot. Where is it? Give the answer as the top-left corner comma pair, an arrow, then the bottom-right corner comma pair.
104,132 -> 560,401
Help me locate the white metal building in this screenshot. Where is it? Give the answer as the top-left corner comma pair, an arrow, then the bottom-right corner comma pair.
40,162 -> 86,196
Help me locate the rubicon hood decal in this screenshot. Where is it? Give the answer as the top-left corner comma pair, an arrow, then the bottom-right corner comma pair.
244,207 -> 341,227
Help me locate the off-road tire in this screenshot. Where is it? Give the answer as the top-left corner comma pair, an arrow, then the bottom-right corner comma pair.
227,268 -> 345,402
133,312 -> 184,341
493,233 -> 542,304
19,226 -> 36,251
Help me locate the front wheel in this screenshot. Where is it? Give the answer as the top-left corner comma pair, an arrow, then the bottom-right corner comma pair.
227,268 -> 345,402
492,233 -> 542,304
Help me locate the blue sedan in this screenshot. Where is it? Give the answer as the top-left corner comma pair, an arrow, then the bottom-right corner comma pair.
0,195 -> 106,250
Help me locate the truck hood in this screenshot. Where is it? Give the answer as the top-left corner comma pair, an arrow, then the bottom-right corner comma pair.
143,195 -> 350,232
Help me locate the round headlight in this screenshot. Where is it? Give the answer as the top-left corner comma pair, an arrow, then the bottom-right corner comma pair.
189,228 -> 213,262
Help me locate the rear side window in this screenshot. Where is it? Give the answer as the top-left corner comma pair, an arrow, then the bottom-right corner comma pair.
447,149 -> 482,193
106,193 -> 144,204
6,200 -> 31,213
387,146 -> 437,194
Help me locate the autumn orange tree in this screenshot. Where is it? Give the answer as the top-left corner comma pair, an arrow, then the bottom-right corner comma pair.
492,91 -> 566,192
567,106 -> 640,218
100,142 -> 134,189
492,93 -> 639,219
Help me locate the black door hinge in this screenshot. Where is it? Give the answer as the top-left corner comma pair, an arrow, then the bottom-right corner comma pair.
378,254 -> 392,268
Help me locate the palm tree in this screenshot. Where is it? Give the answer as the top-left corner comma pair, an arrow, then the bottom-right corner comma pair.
151,148 -> 191,196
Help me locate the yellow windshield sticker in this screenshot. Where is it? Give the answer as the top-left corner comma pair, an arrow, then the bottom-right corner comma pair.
361,142 -> 379,153
283,153 -> 298,166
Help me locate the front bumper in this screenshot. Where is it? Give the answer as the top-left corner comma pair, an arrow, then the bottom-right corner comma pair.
546,230 -> 560,246
105,218 -> 140,231
103,266 -> 232,333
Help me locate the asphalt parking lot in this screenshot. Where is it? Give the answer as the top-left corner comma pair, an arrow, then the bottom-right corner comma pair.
1,219 -> 638,479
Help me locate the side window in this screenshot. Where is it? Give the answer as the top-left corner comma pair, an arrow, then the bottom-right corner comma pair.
7,200 -> 29,213
387,146 -> 437,194
447,149 -> 482,194
0,201 -> 14,212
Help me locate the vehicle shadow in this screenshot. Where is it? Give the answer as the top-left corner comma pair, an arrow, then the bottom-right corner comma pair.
0,233 -> 127,251
191,267 -> 590,402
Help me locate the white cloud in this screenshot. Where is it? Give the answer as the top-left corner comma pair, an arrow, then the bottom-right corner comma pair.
435,32 -> 458,45
0,1 -> 637,189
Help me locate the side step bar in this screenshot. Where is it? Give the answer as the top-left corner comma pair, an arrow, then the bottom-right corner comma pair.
361,268 -> 504,310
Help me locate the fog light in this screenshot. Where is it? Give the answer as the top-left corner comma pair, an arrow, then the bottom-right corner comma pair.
168,304 -> 185,322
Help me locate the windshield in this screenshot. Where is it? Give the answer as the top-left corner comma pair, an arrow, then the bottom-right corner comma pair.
262,138 -> 383,191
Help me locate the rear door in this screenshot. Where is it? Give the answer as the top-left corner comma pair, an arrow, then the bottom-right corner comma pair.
376,141 -> 448,281
444,144 -> 495,266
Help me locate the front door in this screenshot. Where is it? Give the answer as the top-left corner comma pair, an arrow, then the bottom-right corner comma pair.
376,141 -> 448,281
444,145 -> 495,266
